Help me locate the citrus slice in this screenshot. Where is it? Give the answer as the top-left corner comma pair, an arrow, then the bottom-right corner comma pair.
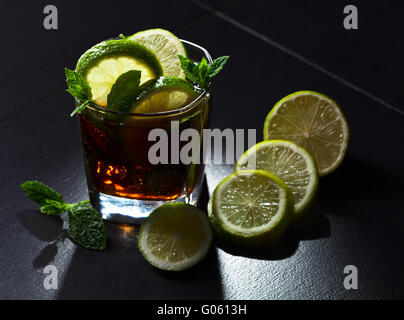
129,76 -> 198,113
263,91 -> 349,176
129,28 -> 187,78
138,203 -> 213,271
235,140 -> 318,215
75,39 -> 163,107
209,170 -> 293,247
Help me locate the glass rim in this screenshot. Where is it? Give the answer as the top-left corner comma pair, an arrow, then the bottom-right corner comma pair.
84,39 -> 213,117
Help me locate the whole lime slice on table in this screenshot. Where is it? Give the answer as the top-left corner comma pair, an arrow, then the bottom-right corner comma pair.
208,170 -> 294,247
129,28 -> 187,78
263,91 -> 349,176
138,203 -> 213,271
75,39 -> 163,107
235,140 -> 318,216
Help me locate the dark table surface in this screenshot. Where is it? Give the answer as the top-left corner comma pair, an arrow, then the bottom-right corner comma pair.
1,0 -> 404,300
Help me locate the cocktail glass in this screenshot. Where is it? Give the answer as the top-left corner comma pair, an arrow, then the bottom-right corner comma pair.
77,40 -> 212,223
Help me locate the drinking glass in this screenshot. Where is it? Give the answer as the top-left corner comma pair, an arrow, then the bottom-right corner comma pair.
78,40 -> 212,223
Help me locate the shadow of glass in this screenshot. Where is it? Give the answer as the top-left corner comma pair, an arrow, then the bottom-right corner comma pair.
56,181 -> 223,299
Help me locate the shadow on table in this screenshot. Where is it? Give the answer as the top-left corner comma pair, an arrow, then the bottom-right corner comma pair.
317,154 -> 403,217
21,154 -> 399,296
54,179 -> 223,299
215,204 -> 330,260
16,208 -> 67,269
216,153 -> 404,260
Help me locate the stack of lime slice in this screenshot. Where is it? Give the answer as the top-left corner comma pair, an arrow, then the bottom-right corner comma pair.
207,91 -> 349,248
75,28 -> 197,112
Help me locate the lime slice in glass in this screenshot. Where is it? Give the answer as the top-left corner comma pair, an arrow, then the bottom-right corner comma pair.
129,28 -> 187,78
129,76 -> 198,113
138,203 -> 213,271
75,39 -> 163,107
235,140 -> 318,215
209,170 -> 293,247
263,91 -> 349,176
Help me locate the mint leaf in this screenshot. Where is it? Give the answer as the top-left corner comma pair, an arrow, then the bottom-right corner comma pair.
21,180 -> 107,251
20,181 -> 64,207
40,199 -> 69,216
178,55 -> 200,84
65,68 -> 92,101
198,57 -> 209,88
65,68 -> 92,116
107,70 -> 142,112
208,56 -> 229,78
70,99 -> 91,117
68,201 -> 106,251
178,55 -> 229,89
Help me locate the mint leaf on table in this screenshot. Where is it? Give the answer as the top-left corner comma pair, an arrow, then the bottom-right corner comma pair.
68,201 -> 106,251
20,181 -> 64,206
40,199 -> 69,216
65,67 -> 93,117
178,55 -> 229,89
20,181 -> 106,251
107,69 -> 142,112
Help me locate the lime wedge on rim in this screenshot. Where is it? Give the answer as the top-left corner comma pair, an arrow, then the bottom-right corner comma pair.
263,91 -> 349,176
76,39 -> 163,107
129,28 -> 187,78
235,140 -> 318,215
209,170 -> 293,247
129,76 -> 198,114
138,203 -> 213,271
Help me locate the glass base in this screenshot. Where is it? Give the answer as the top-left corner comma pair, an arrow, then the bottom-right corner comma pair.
89,177 -> 204,224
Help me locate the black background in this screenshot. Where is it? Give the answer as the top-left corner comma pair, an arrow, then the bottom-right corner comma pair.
1,0 -> 403,299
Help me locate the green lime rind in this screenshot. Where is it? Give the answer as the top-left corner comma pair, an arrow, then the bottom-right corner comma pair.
235,140 -> 319,217
127,76 -> 198,113
209,170 -> 294,247
138,203 -> 213,271
263,90 -> 350,177
75,39 -> 164,78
